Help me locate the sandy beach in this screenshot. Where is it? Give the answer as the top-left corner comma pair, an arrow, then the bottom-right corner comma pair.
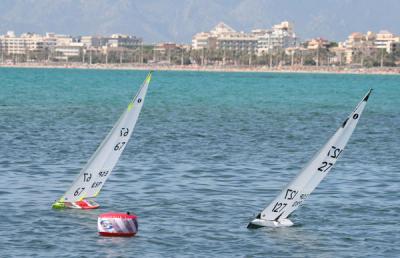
1,62 -> 400,75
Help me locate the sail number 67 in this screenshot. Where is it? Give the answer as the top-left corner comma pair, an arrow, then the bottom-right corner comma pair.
114,142 -> 126,151
74,187 -> 85,196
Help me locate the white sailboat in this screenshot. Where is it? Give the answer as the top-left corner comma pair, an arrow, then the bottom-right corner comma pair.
52,72 -> 153,209
248,89 -> 372,228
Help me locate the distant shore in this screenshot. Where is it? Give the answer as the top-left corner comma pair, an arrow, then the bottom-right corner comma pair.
1,62 -> 400,75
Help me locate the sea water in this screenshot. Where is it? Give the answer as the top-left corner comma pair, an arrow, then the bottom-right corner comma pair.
0,68 -> 399,257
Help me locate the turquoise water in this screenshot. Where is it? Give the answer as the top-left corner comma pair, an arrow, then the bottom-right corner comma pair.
0,68 -> 399,257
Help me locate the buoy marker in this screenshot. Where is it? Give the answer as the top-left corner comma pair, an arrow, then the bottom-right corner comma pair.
98,212 -> 138,237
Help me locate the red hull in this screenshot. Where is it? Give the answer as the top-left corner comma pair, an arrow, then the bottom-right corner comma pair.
99,232 -> 136,237
64,199 -> 100,209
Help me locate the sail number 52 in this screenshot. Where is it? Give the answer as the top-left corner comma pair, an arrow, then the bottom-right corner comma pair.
120,128 -> 129,137
83,173 -> 92,182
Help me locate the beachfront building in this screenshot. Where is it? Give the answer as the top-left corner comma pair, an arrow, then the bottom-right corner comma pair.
0,31 -> 81,61
46,34 -> 83,61
77,34 -> 142,49
0,31 -> 47,55
192,22 -> 258,54
192,32 -> 215,50
212,23 -> 258,53
191,21 -> 298,66
107,34 -> 142,48
341,32 -> 377,64
306,38 -> 329,50
0,31 -> 64,62
53,42 -> 84,61
388,41 -> 400,54
154,42 -> 182,55
374,30 -> 400,53
192,21 -> 297,57
255,21 -> 297,56
152,42 -> 183,63
0,30 -> 143,63
341,30 -> 400,64
330,43 -> 347,65
81,36 -> 109,48
79,34 -> 143,63
0,31 -> 25,55
303,38 -> 331,66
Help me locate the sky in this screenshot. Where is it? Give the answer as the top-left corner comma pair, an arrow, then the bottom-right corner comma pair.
0,0 -> 399,43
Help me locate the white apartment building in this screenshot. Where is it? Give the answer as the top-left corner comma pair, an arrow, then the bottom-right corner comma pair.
192,21 -> 296,55
0,31 -> 142,61
255,21 -> 297,55
374,30 -> 400,53
0,31 -> 47,55
0,31 -> 77,57
342,30 -> 399,63
192,22 -> 258,53
192,32 -> 216,50
81,36 -> 109,47
54,42 -> 84,60
108,34 -> 142,48
81,34 -> 142,49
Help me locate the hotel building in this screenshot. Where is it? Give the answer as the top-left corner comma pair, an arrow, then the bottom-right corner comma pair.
192,21 -> 296,56
192,22 -> 258,54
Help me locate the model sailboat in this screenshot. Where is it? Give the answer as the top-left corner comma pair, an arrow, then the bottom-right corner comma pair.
248,89 -> 372,228
52,72 -> 153,209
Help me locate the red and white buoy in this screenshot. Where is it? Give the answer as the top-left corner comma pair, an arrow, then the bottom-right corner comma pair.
98,212 -> 138,237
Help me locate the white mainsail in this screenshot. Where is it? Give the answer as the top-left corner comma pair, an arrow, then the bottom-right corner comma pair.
248,89 -> 372,228
53,72 -> 153,208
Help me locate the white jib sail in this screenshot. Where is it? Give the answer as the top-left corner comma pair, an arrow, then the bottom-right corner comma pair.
251,89 -> 372,226
57,72 -> 153,204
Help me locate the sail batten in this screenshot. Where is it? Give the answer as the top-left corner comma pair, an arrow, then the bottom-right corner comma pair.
54,72 -> 153,206
251,89 -> 372,225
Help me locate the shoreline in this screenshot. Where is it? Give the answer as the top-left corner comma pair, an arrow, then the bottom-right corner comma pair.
1,62 -> 400,75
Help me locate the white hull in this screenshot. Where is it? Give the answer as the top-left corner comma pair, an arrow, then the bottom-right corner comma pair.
247,218 -> 293,228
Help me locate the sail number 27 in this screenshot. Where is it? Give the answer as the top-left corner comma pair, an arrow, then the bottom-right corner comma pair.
317,146 -> 343,172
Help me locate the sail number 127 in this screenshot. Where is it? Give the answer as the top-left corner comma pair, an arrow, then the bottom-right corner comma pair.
272,202 -> 287,213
